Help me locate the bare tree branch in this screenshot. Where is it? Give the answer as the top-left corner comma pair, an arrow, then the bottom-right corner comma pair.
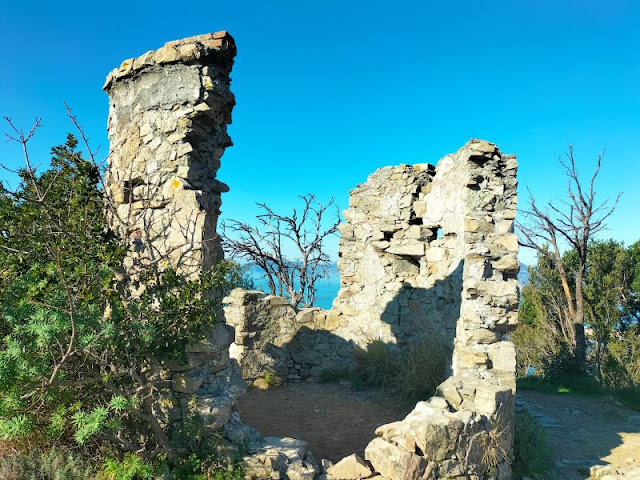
222,194 -> 340,308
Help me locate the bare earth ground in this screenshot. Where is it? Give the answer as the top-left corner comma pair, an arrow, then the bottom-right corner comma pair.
235,382 -> 413,462
517,390 -> 640,479
237,382 -> 640,478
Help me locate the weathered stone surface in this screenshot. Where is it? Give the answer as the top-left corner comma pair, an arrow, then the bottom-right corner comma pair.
243,436 -> 319,480
326,453 -> 373,479
365,438 -> 427,480
172,371 -> 204,393
105,31 -> 235,280
105,32 -> 243,443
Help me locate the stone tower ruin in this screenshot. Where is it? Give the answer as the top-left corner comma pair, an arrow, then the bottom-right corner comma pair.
103,32 -> 243,436
104,31 -> 235,280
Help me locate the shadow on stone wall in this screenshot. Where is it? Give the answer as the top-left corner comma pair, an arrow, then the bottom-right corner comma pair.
382,260 -> 463,376
249,260 -> 465,388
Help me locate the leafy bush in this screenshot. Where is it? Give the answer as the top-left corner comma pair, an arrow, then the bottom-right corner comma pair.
0,134 -> 247,461
157,453 -> 245,480
98,454 -> 153,480
605,326 -> 640,387
512,411 -> 552,480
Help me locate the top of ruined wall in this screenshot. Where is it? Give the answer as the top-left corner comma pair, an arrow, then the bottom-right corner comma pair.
327,139 -> 518,358
104,32 -> 237,278
103,31 -> 236,91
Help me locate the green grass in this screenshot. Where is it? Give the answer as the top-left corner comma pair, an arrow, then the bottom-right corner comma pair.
512,411 -> 552,480
321,339 -> 448,403
0,446 -> 97,480
517,375 -> 640,412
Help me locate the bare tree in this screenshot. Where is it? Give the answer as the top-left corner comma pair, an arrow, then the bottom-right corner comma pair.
518,145 -> 621,373
222,194 -> 340,308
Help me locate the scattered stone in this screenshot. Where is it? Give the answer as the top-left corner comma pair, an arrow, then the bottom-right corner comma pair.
326,454 -> 373,479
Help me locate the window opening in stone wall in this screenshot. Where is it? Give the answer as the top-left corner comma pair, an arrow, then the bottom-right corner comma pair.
123,178 -> 144,203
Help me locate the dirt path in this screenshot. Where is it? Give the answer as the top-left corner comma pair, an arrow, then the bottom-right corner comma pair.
235,382 -> 413,462
517,390 -> 640,479
236,383 -> 640,478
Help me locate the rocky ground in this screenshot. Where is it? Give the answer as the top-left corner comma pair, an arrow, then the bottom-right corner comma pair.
236,382 -> 640,479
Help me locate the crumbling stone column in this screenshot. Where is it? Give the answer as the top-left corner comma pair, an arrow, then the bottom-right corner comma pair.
104,31 -> 235,280
104,32 -> 243,435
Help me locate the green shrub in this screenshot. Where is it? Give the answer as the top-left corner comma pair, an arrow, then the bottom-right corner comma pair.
512,411 -> 552,480
0,134 -> 249,464
0,446 -> 96,480
99,454 -> 153,480
153,452 -> 245,480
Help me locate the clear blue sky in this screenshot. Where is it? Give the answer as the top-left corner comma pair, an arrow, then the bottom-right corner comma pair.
1,0 -> 638,265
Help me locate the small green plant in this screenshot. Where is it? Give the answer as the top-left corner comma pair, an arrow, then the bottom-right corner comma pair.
99,454 -> 153,480
155,452 -> 245,480
264,372 -> 276,386
512,411 -> 552,480
353,340 -> 396,389
482,414 -> 510,473
395,339 -> 447,401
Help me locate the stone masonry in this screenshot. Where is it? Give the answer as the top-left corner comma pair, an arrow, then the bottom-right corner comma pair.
225,140 -> 520,479
104,32 -> 243,437
104,31 -> 235,281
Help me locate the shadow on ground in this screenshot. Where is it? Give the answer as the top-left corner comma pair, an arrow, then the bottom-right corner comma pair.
517,390 -> 640,479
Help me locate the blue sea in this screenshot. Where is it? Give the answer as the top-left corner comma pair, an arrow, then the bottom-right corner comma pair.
246,265 -> 340,309
246,263 -> 528,310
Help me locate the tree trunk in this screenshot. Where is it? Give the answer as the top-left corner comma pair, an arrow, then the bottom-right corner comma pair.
574,268 -> 587,373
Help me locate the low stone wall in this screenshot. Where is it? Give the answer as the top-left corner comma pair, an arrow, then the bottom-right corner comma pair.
224,290 -> 355,383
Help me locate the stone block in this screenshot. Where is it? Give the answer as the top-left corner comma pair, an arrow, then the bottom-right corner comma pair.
465,218 -> 494,233
495,234 -> 518,252
365,437 -> 426,480
386,242 -> 425,257
326,454 -> 373,479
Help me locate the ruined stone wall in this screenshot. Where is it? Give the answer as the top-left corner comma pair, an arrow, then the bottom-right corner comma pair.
226,140 -> 518,382
105,31 -> 520,479
104,31 -> 235,280
226,140 -> 520,479
104,32 -> 243,435
360,140 -> 519,480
